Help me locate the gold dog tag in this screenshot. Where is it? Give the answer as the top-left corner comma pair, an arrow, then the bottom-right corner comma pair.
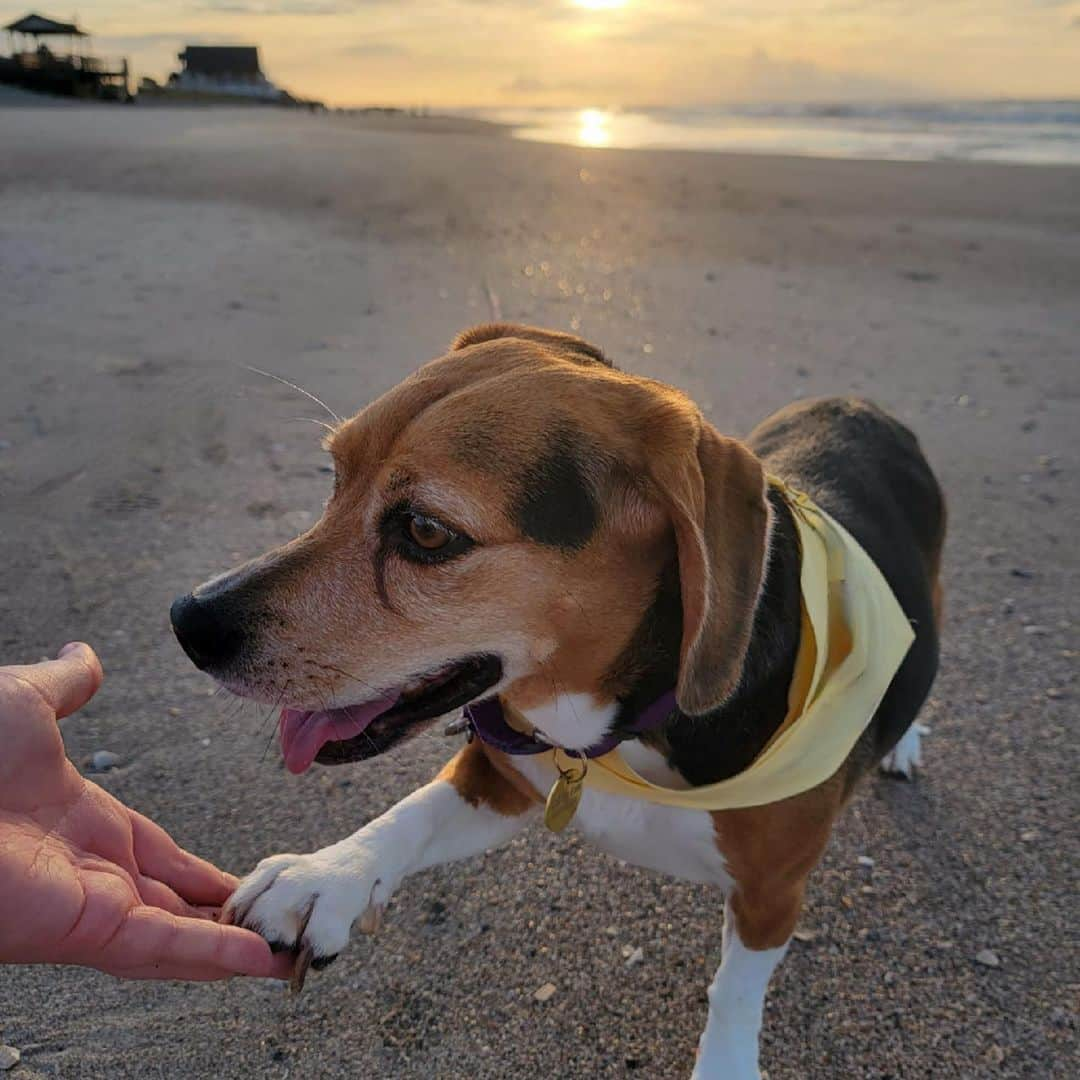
544,757 -> 587,833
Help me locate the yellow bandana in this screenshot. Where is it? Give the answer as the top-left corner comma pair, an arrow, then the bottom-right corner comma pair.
530,478 -> 915,813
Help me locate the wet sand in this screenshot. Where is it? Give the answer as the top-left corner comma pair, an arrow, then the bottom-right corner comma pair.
1,105 -> 1077,1078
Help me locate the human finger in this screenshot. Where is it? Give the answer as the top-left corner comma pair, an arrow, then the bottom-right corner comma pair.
136,873 -> 204,918
129,809 -> 236,906
101,949 -> 294,982
102,905 -> 284,979
0,643 -> 104,720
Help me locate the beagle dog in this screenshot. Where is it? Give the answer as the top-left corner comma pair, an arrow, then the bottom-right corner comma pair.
171,325 -> 945,1078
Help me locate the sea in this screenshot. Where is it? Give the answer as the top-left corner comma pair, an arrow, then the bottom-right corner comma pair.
481,101 -> 1080,166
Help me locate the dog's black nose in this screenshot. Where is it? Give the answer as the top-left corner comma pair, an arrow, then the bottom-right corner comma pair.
170,592 -> 244,672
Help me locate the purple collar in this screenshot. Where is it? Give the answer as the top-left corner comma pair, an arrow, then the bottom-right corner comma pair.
464,690 -> 679,758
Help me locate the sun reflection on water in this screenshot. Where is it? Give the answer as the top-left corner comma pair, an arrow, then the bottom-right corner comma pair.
577,108 -> 612,147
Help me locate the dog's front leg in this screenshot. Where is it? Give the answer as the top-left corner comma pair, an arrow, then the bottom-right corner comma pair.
692,897 -> 790,1080
224,740 -> 539,970
695,790 -> 839,1079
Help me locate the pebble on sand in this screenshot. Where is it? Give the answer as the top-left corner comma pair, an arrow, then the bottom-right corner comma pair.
975,948 -> 1001,968
624,946 -> 645,967
533,982 -> 557,1003
856,855 -> 876,868
87,750 -> 121,772
0,1045 -> 21,1071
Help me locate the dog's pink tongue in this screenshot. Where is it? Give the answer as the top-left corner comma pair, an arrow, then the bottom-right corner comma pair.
279,693 -> 399,775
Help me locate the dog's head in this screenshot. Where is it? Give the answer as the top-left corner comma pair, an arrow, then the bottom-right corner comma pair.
171,325 -> 769,772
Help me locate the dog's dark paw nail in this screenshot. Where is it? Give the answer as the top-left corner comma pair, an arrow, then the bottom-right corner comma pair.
879,768 -> 913,782
225,901 -> 254,928
269,939 -> 294,954
311,953 -> 338,971
290,943 -> 315,995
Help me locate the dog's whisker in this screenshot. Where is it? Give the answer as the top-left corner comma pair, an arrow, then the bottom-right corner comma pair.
258,680 -> 292,763
259,723 -> 279,764
310,661 -> 383,697
537,656 -> 570,711
256,701 -> 278,740
285,416 -> 339,435
562,589 -> 589,620
202,683 -> 255,729
218,697 -> 248,726
244,365 -> 343,426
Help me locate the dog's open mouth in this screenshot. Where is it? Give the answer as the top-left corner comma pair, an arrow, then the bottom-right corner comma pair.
278,654 -> 502,774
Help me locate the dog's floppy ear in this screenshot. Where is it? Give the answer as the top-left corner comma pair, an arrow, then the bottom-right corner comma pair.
646,408 -> 770,716
451,323 -> 611,367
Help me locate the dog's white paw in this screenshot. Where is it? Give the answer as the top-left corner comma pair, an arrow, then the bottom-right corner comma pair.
879,722 -> 930,779
223,849 -> 387,988
692,1034 -> 761,1080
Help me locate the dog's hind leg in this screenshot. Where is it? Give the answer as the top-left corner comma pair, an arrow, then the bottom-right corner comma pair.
880,550 -> 941,782
879,721 -> 930,779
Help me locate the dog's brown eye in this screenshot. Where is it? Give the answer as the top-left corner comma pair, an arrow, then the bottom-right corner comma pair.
408,515 -> 452,550
385,504 -> 473,564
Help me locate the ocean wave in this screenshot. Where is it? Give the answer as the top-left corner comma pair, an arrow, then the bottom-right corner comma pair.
719,100 -> 1080,127
487,100 -> 1080,166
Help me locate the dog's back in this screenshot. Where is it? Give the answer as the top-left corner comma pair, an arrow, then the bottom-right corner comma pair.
747,397 -> 946,776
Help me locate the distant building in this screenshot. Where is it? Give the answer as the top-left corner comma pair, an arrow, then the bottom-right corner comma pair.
168,45 -> 282,101
1,12 -> 129,99
6,12 -> 82,37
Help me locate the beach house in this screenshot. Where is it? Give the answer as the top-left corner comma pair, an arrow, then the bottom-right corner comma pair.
168,45 -> 283,102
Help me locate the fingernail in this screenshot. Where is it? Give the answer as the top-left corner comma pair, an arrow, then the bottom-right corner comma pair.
58,642 -> 83,658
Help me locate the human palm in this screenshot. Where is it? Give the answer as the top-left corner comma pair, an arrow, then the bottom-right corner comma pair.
0,643 -> 288,981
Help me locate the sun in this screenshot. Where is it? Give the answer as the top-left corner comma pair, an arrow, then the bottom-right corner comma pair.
577,108 -> 612,148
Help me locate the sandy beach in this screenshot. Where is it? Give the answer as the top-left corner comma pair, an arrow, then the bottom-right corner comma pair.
1,105 -> 1077,1079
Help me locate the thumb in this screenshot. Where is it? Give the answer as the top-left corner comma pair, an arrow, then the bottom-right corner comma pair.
35,642 -> 104,718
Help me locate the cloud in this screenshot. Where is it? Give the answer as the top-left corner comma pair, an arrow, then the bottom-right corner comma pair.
502,76 -> 553,95
196,1 -> 355,14
93,30 -> 240,54
729,48 -> 919,102
500,72 -> 634,99
587,12 -> 710,47
342,40 -> 411,56
93,32 -> 190,49
193,0 -> 602,23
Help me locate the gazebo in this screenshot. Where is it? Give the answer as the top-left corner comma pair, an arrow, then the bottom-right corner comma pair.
4,12 -> 86,55
1,12 -> 128,99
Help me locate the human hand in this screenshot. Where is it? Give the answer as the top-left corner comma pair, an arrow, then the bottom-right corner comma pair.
0,643 -> 291,981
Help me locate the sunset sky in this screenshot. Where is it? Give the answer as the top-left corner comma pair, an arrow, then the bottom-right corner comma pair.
12,1 -> 1080,107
